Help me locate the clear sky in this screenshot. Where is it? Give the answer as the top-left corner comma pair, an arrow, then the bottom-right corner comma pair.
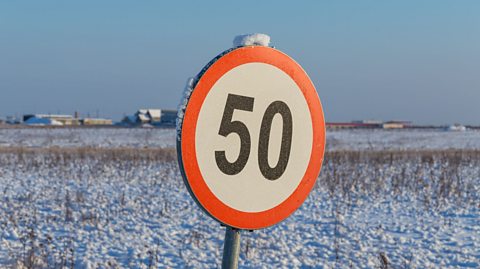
1,1 -> 479,124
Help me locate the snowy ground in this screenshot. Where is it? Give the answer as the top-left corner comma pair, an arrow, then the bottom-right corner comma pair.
0,128 -> 479,268
1,127 -> 480,150
326,128 -> 480,151
0,127 -> 175,149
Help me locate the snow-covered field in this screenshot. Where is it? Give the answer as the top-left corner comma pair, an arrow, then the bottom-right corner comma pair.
2,127 -> 480,150
326,128 -> 480,151
0,128 -> 479,268
0,128 -> 175,149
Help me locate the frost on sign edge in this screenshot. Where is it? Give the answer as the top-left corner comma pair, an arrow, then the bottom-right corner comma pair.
176,34 -> 271,141
176,77 -> 195,140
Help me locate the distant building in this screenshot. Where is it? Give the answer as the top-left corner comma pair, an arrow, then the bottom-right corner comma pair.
146,109 -> 161,122
23,114 -> 81,126
6,116 -> 21,124
22,114 -> 113,126
352,120 -> 383,125
159,110 -> 177,126
81,118 -> 113,126
24,117 -> 63,126
382,121 -> 412,129
121,109 -> 177,127
327,120 -> 414,129
327,122 -> 381,129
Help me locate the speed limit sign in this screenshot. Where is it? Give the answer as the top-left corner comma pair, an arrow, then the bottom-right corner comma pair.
177,46 -> 325,230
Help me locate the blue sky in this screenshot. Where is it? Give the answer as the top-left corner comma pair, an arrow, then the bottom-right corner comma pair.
1,1 -> 479,124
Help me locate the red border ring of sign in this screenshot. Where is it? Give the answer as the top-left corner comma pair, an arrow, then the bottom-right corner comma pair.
181,46 -> 325,230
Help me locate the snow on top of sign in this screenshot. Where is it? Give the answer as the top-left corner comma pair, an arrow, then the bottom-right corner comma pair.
233,33 -> 270,47
176,77 -> 195,140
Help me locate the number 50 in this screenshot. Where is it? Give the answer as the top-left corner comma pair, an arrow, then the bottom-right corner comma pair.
215,94 -> 293,180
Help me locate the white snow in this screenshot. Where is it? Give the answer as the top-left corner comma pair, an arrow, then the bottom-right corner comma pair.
326,128 -> 480,151
233,33 -> 271,47
0,127 -> 175,148
3,127 -> 480,150
0,128 -> 479,268
447,124 -> 467,132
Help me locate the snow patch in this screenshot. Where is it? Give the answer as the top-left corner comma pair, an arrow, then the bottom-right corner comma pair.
1,129 -> 480,268
447,124 -> 467,132
233,33 -> 271,47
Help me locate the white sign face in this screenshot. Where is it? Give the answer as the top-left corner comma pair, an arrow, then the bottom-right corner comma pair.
178,46 -> 325,229
195,63 -> 313,212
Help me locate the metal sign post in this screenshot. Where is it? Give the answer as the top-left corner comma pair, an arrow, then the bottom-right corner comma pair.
177,39 -> 326,267
221,227 -> 241,269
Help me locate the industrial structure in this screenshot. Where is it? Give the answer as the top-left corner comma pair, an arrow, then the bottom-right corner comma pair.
327,120 -> 412,129
81,118 -> 113,126
382,121 -> 412,129
22,114 -> 113,126
121,109 -> 176,127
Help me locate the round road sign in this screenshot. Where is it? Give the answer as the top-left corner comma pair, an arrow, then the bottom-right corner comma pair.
177,46 -> 325,230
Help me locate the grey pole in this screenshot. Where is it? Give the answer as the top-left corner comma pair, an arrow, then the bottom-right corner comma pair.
221,226 -> 241,269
